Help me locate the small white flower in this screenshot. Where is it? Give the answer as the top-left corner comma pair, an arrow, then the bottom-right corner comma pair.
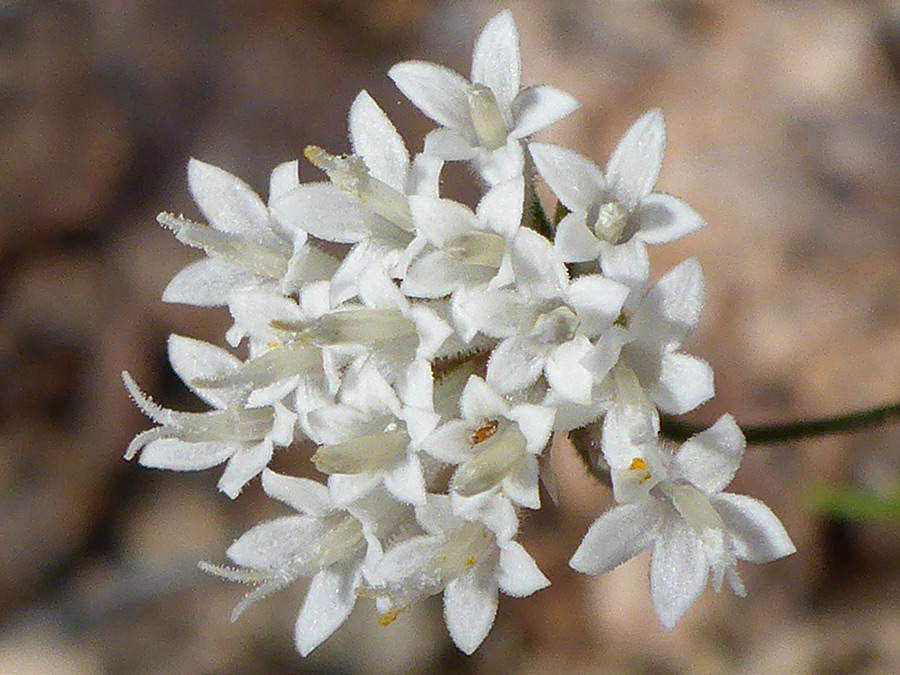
531,110 -> 704,294
389,10 -> 578,185
161,159 -> 336,306
122,335 -> 296,498
422,375 -> 554,509
203,469 -> 412,656
371,493 -> 549,654
570,414 -> 795,629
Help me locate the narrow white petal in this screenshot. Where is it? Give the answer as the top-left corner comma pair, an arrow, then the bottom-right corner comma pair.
349,90 -> 410,192
162,258 -> 262,307
138,439 -> 238,471
498,541 -> 549,596
294,566 -> 359,656
271,183 -> 377,244
217,439 -> 274,498
510,228 -> 568,300
444,567 -> 499,655
570,502 -> 660,574
261,469 -> 331,516
471,9 -> 520,113
423,127 -> 477,160
384,454 -> 427,506
328,473 -> 381,507
187,159 -> 282,249
605,109 -> 666,209
486,335 -> 546,394
501,456 -> 540,509
529,143 -> 604,212
389,61 -> 472,130
409,195 -> 481,247
647,351 -> 714,415
167,334 -> 241,408
674,415 -> 745,494
459,375 -> 508,421
552,212 -> 603,263
597,239 -> 650,299
509,86 -> 579,138
546,340 -> 594,405
630,256 -> 704,352
649,515 -> 708,629
566,274 -> 629,337
476,176 -> 524,239
712,493 -> 796,563
227,514 -> 319,569
507,403 -> 554,454
406,152 -> 443,197
268,160 -> 299,204
634,193 -> 705,244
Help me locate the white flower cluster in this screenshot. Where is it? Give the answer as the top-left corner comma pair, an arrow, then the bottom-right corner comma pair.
123,10 -> 795,656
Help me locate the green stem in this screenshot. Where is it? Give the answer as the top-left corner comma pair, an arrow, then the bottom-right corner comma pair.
660,401 -> 900,445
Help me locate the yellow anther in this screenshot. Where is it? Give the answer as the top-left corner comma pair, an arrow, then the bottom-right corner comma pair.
377,609 -> 400,627
470,419 -> 499,446
628,458 -> 647,471
465,556 -> 476,568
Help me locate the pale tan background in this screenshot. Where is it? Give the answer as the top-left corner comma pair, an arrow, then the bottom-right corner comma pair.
2,0 -> 900,672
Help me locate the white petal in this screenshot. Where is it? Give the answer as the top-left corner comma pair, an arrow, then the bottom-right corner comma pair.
415,494 -> 459,535
476,176 -> 524,239
409,195 -> 481,247
423,127 -> 477,160
328,473 -> 381,507
389,61 -> 472,130
268,160 -> 299,204
498,540 -> 549,596
227,514 -> 319,569
162,258 -> 261,307
507,403 -> 554,454
349,90 -> 410,192
712,493 -> 796,563
187,158 -> 282,249
271,183 -> 377,244
407,153 -> 443,197
634,193 -> 705,244
605,109 -> 666,209
167,334 -> 241,408
473,138 -> 524,186
509,86 -> 579,139
451,285 -> 534,341
459,375 -> 508,421
471,10 -> 520,113
444,566 -> 499,655
384,454 -> 427,506
545,340 -> 594,405
649,514 -> 708,629
630,256 -> 704,352
217,439 -> 273,498
570,502 -> 660,574
510,228 -> 568,300
529,143 -> 603,212
486,335 -> 546,394
501,456 -> 540,509
597,239 -> 650,297
403,251 -> 495,298
295,566 -> 359,656
552,212 -> 603,263
261,469 -> 331,516
306,405 -> 372,445
674,414 -> 745,494
566,274 -> 629,337
647,351 -> 714,415
138,439 -> 237,471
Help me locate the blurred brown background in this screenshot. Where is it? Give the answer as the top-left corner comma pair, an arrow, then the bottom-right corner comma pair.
3,0 -> 900,672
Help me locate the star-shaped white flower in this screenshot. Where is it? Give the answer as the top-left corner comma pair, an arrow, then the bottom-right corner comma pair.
370,493 -> 549,654
161,159 -> 336,306
202,469 -> 412,656
421,375 -> 554,509
570,413 -> 795,629
122,335 -> 296,498
531,109 -> 704,296
390,10 -> 578,185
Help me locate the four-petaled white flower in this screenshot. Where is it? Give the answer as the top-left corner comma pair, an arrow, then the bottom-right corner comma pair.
390,9 -> 578,185
531,109 -> 704,296
570,413 -> 796,629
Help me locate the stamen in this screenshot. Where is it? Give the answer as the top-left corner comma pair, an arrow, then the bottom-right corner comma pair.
592,201 -> 628,243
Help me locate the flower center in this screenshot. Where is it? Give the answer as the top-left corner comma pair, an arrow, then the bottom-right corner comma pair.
592,201 -> 628,243
468,84 -> 508,152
